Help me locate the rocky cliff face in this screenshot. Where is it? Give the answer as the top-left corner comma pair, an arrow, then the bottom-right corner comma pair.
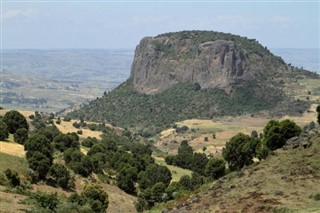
131,31 -> 277,94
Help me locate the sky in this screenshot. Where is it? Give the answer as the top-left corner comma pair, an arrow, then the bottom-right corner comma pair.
1,0 -> 319,49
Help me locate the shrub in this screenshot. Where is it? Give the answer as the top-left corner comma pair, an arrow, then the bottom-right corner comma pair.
77,130 -> 83,135
178,175 -> 192,190
63,116 -> 71,122
82,137 -> 98,147
13,128 -> 28,144
222,133 -> 258,170
2,110 -> 29,134
0,120 -> 9,141
28,151 -> 51,180
4,169 -> 20,187
263,119 -> 301,150
48,164 -> 72,189
205,158 -> 226,179
32,191 -> 59,211
82,184 -> 109,213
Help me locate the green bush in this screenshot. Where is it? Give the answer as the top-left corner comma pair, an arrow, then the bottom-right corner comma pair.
48,164 -> 72,189
4,169 -> 20,187
32,191 -> 59,211
263,119 -> 301,150
222,133 -> 258,170
0,120 -> 9,141
2,110 -> 29,134
205,158 -> 226,179
13,128 -> 28,144
82,184 -> 109,213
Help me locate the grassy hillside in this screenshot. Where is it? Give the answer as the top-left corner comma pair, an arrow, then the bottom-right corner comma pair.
153,130 -> 320,212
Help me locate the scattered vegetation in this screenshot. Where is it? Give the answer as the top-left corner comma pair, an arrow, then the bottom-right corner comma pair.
69,79 -> 289,132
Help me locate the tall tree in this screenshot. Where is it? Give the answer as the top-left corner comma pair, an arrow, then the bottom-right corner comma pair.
3,110 -> 29,134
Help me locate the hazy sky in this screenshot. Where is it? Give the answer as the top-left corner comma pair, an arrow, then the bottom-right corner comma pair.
1,1 -> 319,49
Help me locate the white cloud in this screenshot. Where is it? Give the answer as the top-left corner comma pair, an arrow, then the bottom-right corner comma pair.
1,8 -> 38,21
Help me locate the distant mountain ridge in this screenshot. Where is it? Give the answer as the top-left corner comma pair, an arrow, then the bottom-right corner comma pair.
69,31 -> 318,130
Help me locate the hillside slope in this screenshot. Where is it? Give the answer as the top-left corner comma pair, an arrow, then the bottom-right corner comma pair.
69,31 -> 318,130
162,129 -> 320,212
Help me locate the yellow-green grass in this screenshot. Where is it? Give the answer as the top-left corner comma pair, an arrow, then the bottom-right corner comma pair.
0,152 -> 28,177
0,142 -> 25,158
154,156 -> 192,182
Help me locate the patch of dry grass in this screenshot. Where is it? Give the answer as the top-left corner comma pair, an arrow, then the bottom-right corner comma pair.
0,142 -> 25,158
154,156 -> 192,182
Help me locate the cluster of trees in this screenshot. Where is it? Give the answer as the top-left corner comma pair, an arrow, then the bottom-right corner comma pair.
223,119 -> 302,171
165,140 -> 226,179
0,110 -> 29,143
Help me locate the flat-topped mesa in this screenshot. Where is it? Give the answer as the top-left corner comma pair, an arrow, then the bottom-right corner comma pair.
130,31 -> 282,94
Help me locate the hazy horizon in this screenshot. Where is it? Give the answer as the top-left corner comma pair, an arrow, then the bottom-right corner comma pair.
1,1 -> 319,49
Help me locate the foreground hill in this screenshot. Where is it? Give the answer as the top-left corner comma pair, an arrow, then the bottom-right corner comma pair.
69,30 -> 318,130
158,129 -> 320,212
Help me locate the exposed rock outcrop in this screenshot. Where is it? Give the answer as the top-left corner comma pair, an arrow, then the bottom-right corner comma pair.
131,31 -> 280,94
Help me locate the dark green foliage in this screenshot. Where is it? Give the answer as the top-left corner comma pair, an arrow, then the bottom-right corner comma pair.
251,130 -> 258,138
4,169 -> 20,187
138,164 -> 172,189
53,133 -> 80,152
205,158 -> 226,179
33,125 -> 60,142
68,79 -> 286,131
222,133 -> 258,170
176,140 -> 193,169
175,126 -> 189,133
63,116 -> 71,122
77,130 -> 83,135
2,110 -> 29,134
263,119 -> 302,150
48,164 -> 72,189
81,184 -> 109,213
192,153 -> 209,175
65,149 -> 93,177
317,105 -> 320,125
28,151 -> 51,180
134,197 -> 150,212
178,175 -> 192,190
151,182 -> 166,202
82,137 -> 98,147
32,191 -> 59,211
24,134 -> 53,161
13,128 -> 28,144
0,120 -> 9,140
190,172 -> 205,189
116,165 -> 137,194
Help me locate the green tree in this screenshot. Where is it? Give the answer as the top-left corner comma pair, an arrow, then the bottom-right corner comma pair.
48,164 -> 72,189
176,140 -> 193,169
28,151 -> 51,180
116,165 -> 137,194
151,182 -> 166,202
53,133 -> 80,152
0,120 -> 9,141
205,158 -> 226,179
222,133 -> 257,170
178,175 -> 192,190
2,110 -> 29,134
138,164 -> 172,189
263,119 -> 301,150
24,134 -> 53,161
4,169 -> 20,187
13,128 -> 28,144
192,152 -> 208,176
82,184 -> 109,213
